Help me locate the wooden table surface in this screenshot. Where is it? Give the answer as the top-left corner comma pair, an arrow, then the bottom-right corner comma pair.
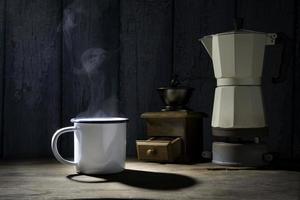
0,159 -> 299,200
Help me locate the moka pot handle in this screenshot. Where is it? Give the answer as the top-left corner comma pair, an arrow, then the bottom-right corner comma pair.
272,33 -> 293,83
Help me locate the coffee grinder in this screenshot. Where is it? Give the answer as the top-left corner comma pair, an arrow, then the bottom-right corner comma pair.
136,76 -> 205,163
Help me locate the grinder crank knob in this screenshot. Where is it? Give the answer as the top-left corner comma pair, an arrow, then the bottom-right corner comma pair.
146,148 -> 156,156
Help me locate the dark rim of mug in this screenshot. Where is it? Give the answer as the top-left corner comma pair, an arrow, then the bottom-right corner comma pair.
70,118 -> 129,124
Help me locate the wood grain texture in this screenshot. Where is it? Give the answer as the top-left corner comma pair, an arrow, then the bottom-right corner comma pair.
61,0 -> 120,156
294,0 -> 300,160
241,0 -> 295,159
0,160 -> 299,199
0,0 -> 5,158
173,0 -> 234,151
120,0 -> 173,155
3,0 -> 61,158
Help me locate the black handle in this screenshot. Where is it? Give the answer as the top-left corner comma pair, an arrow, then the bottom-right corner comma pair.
272,33 -> 293,83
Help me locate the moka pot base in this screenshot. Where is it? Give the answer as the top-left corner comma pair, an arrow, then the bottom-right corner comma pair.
212,142 -> 269,167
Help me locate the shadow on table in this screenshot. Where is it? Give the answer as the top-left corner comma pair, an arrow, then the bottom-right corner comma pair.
66,169 -> 198,190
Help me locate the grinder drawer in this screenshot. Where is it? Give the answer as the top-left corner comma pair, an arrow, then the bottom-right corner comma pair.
136,137 -> 182,162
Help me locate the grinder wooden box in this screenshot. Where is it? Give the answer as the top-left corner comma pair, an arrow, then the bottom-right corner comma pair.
137,111 -> 204,163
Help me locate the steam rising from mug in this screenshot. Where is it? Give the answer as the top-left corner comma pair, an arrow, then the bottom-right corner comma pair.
62,0 -> 119,118
79,48 -> 118,117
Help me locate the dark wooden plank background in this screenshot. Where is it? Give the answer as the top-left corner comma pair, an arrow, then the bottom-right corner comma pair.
0,0 -> 5,158
294,0 -> 300,159
120,0 -> 173,155
0,0 -> 299,160
3,0 -> 61,158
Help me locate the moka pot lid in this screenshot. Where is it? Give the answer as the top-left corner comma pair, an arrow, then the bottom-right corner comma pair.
201,29 -> 272,38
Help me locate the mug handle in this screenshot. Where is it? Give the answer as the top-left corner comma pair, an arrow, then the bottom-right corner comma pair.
51,126 -> 76,165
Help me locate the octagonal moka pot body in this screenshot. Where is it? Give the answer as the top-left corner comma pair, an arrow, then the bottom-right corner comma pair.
199,30 -> 283,166
200,30 -> 277,136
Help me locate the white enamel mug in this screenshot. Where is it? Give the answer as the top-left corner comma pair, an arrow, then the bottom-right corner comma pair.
51,117 -> 128,174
